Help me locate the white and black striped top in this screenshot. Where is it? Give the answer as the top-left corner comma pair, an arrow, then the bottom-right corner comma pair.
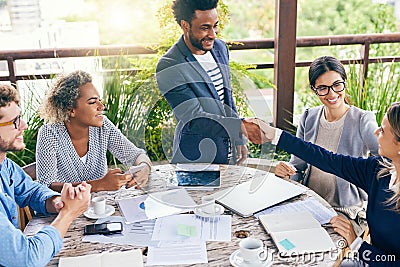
193,52 -> 224,103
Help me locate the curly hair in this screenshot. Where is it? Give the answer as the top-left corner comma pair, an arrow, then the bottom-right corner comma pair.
39,70 -> 92,123
172,0 -> 218,26
0,84 -> 20,119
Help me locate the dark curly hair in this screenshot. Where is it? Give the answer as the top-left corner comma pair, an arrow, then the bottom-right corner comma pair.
172,0 -> 219,26
0,84 -> 20,119
39,70 -> 92,123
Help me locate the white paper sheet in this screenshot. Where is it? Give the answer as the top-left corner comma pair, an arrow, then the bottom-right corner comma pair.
152,214 -> 231,242
82,216 -> 157,246
59,250 -> 143,267
147,241 -> 207,266
254,197 -> 336,224
117,188 -> 196,223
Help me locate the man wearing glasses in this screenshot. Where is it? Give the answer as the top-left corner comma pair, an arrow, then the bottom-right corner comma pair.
0,84 -> 91,267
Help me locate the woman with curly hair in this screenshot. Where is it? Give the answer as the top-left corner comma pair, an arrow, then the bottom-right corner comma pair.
37,70 -> 151,192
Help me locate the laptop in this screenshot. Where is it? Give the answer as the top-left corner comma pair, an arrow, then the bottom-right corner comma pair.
213,172 -> 307,217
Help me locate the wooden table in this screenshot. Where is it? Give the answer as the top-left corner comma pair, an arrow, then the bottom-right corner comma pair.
24,164 -> 344,266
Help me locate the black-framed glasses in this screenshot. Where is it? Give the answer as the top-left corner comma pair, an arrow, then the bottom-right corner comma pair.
312,81 -> 346,96
0,115 -> 21,129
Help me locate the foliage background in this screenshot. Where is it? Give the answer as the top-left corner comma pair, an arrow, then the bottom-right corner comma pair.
8,0 -> 400,165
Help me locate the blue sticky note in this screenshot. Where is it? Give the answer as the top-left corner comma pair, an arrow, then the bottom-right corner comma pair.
279,238 -> 295,251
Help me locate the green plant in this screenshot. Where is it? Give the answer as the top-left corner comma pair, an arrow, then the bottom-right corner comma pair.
7,81 -> 45,166
346,61 -> 400,125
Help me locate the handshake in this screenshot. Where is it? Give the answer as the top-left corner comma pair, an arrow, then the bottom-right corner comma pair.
241,118 -> 276,144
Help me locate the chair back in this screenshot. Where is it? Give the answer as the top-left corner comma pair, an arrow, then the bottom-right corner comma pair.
18,162 -> 36,230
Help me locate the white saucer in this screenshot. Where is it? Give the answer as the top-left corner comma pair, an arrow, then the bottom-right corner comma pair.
194,203 -> 224,217
83,204 -> 115,219
229,249 -> 272,267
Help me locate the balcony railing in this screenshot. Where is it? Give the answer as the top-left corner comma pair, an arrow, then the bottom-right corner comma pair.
1,32 -> 400,129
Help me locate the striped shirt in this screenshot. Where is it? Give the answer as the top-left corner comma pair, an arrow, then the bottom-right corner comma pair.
193,52 -> 224,103
194,52 -> 232,161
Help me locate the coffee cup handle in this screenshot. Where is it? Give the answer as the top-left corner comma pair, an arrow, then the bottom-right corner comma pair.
258,249 -> 268,262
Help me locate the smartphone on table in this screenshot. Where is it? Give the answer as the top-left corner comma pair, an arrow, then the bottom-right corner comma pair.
83,222 -> 123,235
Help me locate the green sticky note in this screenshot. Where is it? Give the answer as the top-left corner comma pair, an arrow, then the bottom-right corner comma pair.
176,224 -> 197,237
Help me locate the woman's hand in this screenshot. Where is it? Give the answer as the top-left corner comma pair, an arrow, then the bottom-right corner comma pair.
126,163 -> 151,189
330,215 -> 357,247
91,168 -> 132,192
275,162 -> 297,178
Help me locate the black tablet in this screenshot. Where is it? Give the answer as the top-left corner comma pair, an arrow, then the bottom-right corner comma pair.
169,170 -> 221,188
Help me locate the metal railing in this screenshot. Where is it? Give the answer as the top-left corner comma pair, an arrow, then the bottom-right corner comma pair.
1,32 -> 400,127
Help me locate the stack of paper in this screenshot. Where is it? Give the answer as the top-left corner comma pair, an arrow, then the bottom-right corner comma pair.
117,188 -> 196,223
146,214 -> 232,266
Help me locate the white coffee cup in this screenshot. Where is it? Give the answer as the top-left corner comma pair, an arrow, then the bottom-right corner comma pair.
239,237 -> 267,263
92,196 -> 106,215
201,195 -> 216,214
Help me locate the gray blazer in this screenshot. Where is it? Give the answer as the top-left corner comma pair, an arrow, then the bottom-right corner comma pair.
289,105 -> 379,206
156,36 -> 244,164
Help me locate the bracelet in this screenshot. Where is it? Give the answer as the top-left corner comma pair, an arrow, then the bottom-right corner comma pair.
138,161 -> 152,171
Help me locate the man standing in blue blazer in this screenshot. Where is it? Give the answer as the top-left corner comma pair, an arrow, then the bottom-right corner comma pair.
156,0 -> 260,165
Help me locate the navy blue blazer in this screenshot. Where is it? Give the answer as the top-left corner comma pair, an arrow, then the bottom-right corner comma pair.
156,36 -> 244,164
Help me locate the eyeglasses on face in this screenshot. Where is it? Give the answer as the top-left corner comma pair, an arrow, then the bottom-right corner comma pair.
312,81 -> 346,96
0,115 -> 21,129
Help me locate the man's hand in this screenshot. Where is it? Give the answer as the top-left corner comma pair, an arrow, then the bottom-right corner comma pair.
245,118 -> 276,142
46,182 -> 90,213
51,182 -> 91,238
241,119 -> 265,144
236,145 -> 248,165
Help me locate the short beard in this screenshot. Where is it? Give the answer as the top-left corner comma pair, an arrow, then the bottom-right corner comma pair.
188,29 -> 213,52
0,136 -> 25,153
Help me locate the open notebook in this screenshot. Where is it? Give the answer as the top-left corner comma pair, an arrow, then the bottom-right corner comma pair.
259,211 -> 336,256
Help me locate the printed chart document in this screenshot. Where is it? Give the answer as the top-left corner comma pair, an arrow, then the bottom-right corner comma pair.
58,250 -> 143,267
254,197 -> 336,224
117,188 -> 195,223
152,214 -> 232,241
259,211 -> 335,256
147,241 -> 207,266
82,216 -> 157,247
